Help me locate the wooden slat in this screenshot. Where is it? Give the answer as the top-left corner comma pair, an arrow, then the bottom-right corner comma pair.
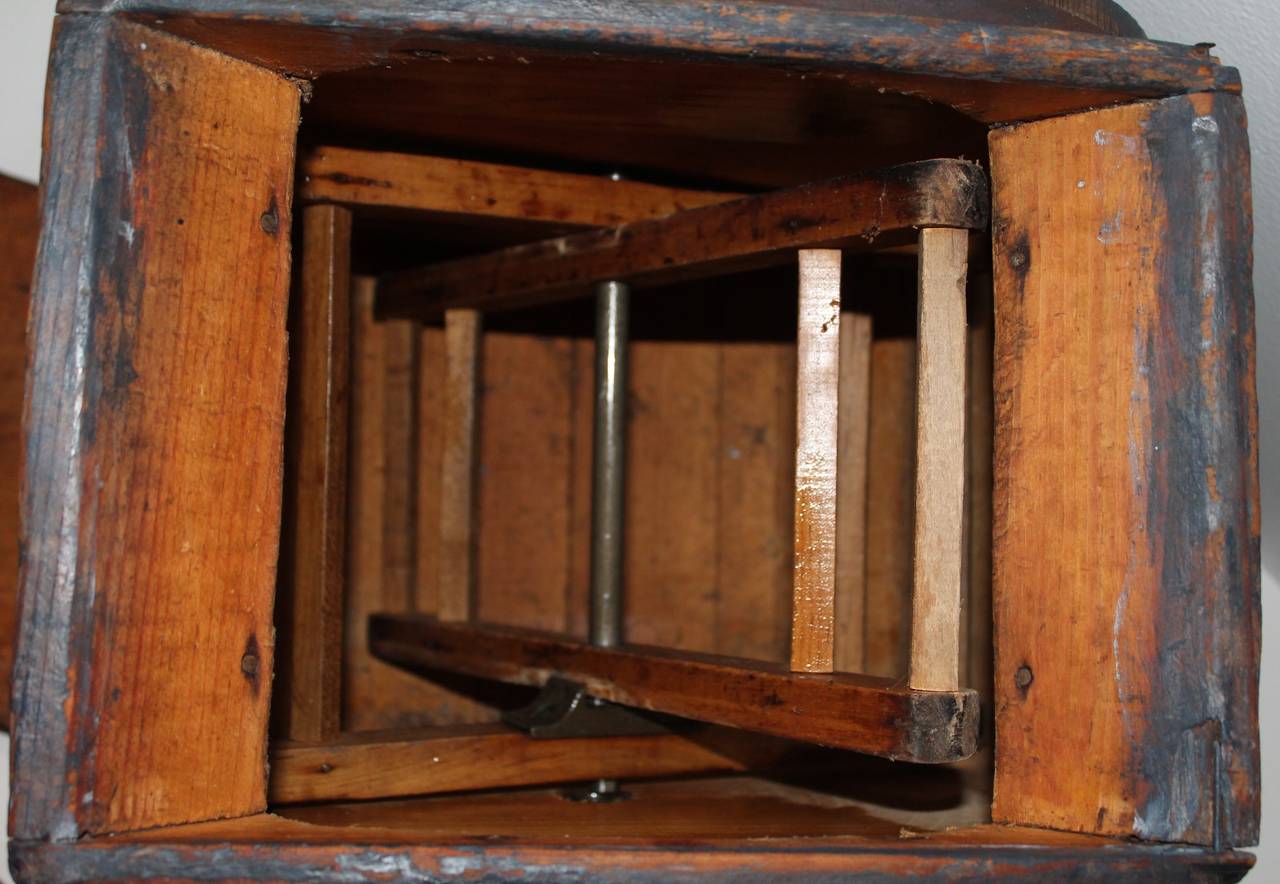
276,204 -> 351,743
909,228 -> 968,692
438,310 -> 482,622
790,251 -> 842,674
12,18 -> 299,838
299,146 -> 738,223
835,314 -> 873,673
377,159 -> 988,320
268,724 -> 788,804
370,615 -> 978,763
863,338 -> 916,678
990,93 -> 1259,847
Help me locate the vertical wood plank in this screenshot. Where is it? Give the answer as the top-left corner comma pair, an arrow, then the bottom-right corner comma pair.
626,340 -> 720,653
438,309 -> 481,622
414,326 -> 445,615
278,204 -> 351,742
863,339 -> 916,678
346,281 -> 490,730
381,319 -> 419,612
715,342 -> 795,663
13,19 -> 299,837
910,227 -> 968,692
0,175 -> 37,730
473,333 -> 575,632
791,250 -> 841,674
835,314 -> 872,673
990,93 -> 1259,847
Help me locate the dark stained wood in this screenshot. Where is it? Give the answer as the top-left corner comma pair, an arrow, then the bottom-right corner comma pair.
64,2 -> 1234,128
268,724 -> 788,804
11,815 -> 1256,882
13,17 -> 299,838
276,204 -> 351,743
0,175 -> 38,731
990,92 -> 1259,847
370,615 -> 978,763
299,146 -> 738,223
377,160 -> 989,320
790,251 -> 841,673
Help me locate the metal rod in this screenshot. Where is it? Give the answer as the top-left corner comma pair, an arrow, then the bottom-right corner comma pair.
590,280 -> 629,649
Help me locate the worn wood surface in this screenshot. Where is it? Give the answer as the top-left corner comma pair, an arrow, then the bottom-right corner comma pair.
12,833 -> 1255,883
835,314 -> 872,673
13,18 -> 299,838
990,93 -> 1259,847
377,160 -> 989,319
370,615 -> 978,762
790,251 -> 841,673
910,228 -> 969,692
438,310 -> 481,622
62,1 -> 1236,130
275,204 -> 351,743
268,724 -> 789,804
0,175 -> 37,731
299,146 -> 737,223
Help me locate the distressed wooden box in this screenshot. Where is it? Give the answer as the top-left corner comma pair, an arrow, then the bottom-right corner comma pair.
10,1 -> 1260,880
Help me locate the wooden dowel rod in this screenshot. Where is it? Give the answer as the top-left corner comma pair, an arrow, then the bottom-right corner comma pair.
438,309 -> 482,622
909,227 -> 969,692
791,250 -> 842,674
280,203 -> 351,742
835,313 -> 873,673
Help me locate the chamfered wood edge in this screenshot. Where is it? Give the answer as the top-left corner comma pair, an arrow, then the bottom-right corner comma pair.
368,615 -> 978,764
55,1 -> 1237,108
8,831 -> 1256,883
13,14 -> 301,841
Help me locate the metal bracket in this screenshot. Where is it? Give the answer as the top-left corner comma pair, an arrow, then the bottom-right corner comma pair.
502,677 -> 670,739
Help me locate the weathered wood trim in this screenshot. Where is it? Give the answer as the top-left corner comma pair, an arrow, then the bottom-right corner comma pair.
13,16 -> 299,839
990,92 -> 1259,847
9,829 -> 1256,883
58,2 -> 1235,125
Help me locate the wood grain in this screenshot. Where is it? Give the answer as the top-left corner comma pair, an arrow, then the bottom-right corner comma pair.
791,251 -> 842,674
299,146 -> 737,223
370,615 -> 978,763
377,159 -> 988,319
0,175 -> 37,730
863,338 -> 917,678
910,228 -> 969,691
438,310 -> 481,622
345,280 -> 486,730
268,724 -> 781,804
990,93 -> 1259,847
835,314 -> 872,673
276,204 -> 350,742
12,18 -> 299,837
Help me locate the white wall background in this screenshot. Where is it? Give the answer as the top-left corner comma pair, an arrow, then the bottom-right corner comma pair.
0,0 -> 1274,878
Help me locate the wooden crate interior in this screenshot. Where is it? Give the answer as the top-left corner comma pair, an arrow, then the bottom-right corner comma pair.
266,52 -> 996,838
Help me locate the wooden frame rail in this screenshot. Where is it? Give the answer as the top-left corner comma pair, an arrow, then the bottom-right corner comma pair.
375,158 -> 988,320
369,616 -> 978,763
